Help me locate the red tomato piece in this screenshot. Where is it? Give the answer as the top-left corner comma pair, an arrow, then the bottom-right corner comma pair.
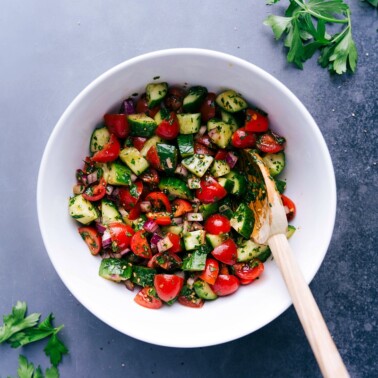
91,134 -> 120,163
195,135 -> 213,147
130,230 -> 152,258
78,226 -> 102,255
233,259 -> 264,281
214,149 -> 227,160
256,131 -> 285,153
194,142 -> 215,156
244,109 -> 269,133
139,168 -> 160,184
155,112 -> 180,140
128,203 -> 141,220
132,137 -> 148,151
199,258 -> 219,285
104,114 -> 130,139
154,274 -> 184,302
204,214 -> 231,235
166,232 -> 183,253
231,127 -> 256,149
82,177 -> 106,202
178,295 -> 204,308
281,194 -> 296,221
118,181 -> 143,211
134,287 -> 163,309
211,239 -> 237,265
108,222 -> 134,252
172,199 -> 193,217
146,212 -> 172,226
200,93 -> 216,123
146,146 -> 161,170
145,192 -> 172,212
196,176 -> 227,204
211,274 -> 240,296
148,252 -> 182,270
136,94 -> 160,118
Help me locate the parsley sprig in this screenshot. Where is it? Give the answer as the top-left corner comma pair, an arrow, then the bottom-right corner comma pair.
1,301 -> 68,378
264,0 -> 358,74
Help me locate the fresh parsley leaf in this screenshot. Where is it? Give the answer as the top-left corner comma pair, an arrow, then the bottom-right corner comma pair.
365,0 -> 378,7
264,15 -> 292,40
34,366 -> 45,378
17,355 -> 35,378
0,302 -> 40,343
305,0 -> 349,19
45,366 -> 60,378
266,0 -> 281,4
44,333 -> 69,367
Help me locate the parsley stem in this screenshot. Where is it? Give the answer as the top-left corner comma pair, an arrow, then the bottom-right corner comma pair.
293,0 -> 348,24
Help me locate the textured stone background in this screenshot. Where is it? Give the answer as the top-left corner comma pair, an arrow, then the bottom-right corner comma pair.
0,1 -> 377,377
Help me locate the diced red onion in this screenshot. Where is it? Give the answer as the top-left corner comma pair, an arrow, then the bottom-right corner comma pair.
124,279 -> 135,291
96,223 -> 107,234
87,171 -> 98,185
73,184 -> 85,194
208,129 -> 218,139
143,220 -> 159,233
174,271 -> 185,279
186,213 -> 203,222
187,277 -> 195,288
120,98 -> 135,115
130,173 -> 138,182
191,222 -> 204,230
106,185 -> 114,195
172,217 -> 183,224
101,252 -> 111,259
119,248 -> 131,256
140,201 -> 152,213
175,164 -> 188,177
190,197 -> 201,204
157,236 -> 173,252
226,151 -> 238,168
196,134 -> 212,147
76,169 -> 87,185
198,125 -> 207,136
118,206 -> 128,218
166,158 -> 173,169
183,220 -> 190,234
151,233 -> 163,247
112,253 -> 122,259
102,231 -> 112,249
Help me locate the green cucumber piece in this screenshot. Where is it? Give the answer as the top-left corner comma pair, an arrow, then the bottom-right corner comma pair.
177,134 -> 194,158
193,279 -> 218,300
128,114 -> 157,137
199,202 -> 219,220
183,230 -> 206,251
218,177 -> 235,193
69,194 -> 99,225
263,152 -> 285,177
153,108 -> 170,125
158,177 -> 193,200
99,258 -> 132,282
140,135 -> 163,157
90,126 -> 110,154
206,233 -> 229,248
220,110 -> 239,132
161,225 -> 184,236
230,203 -> 254,239
183,86 -> 208,112
225,171 -> 247,196
181,154 -> 214,177
236,239 -> 270,262
119,147 -> 149,175
177,113 -> 201,134
182,251 -> 207,271
131,266 -> 156,287
156,143 -> 178,175
210,160 -> 231,178
146,82 -> 168,108
207,119 -> 233,149
216,90 -> 248,113
287,225 -> 296,239
101,198 -> 123,225
106,162 -> 133,186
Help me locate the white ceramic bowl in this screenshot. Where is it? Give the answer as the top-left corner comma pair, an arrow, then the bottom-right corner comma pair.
37,48 -> 336,348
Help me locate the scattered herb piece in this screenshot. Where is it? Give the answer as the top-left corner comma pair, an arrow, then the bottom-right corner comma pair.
264,0 -> 358,75
14,355 -> 59,378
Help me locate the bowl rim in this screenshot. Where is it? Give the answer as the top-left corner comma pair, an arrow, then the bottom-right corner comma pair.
37,48 -> 337,347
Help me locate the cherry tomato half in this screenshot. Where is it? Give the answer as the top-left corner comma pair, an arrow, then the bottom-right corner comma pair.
194,142 -> 215,156
231,127 -> 256,149
82,177 -> 106,202
244,109 -> 269,133
139,168 -> 160,185
256,131 -> 285,153
78,226 -> 102,255
145,192 -> 172,212
132,136 -> 148,151
128,202 -> 141,220
148,252 -> 182,270
214,149 -> 227,160
233,259 -> 264,281
200,93 -> 216,123
130,230 -> 152,258
166,232 -> 183,253
146,212 -> 172,226
199,258 -> 219,285
154,274 -> 184,302
118,181 -> 143,211
204,214 -> 231,235
172,199 -> 193,217
108,222 -> 134,252
146,146 -> 161,170
156,112 -> 180,140
211,239 -> 238,265
196,176 -> 227,204
281,194 -> 296,221
136,94 -> 160,118
104,114 -> 130,139
134,287 -> 163,309
211,274 -> 240,296
91,134 -> 120,163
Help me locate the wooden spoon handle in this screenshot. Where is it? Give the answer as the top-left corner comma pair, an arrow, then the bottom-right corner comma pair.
268,234 -> 349,378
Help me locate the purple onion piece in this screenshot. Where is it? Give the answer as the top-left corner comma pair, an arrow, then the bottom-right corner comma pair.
172,217 -> 183,224
186,213 -> 204,222
96,223 -> 107,234
143,219 -> 159,233
191,222 -> 204,230
197,125 -> 207,136
120,98 -> 135,115
226,151 -> 238,168
157,236 -> 173,253
102,231 -> 112,248
175,164 -> 188,177
106,185 -> 114,195
150,233 -> 163,246
140,201 -> 152,213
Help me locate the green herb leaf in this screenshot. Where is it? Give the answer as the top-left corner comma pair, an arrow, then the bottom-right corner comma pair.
263,15 -> 292,40
44,333 -> 69,367
365,0 -> 378,7
0,302 -> 40,343
17,355 -> 35,378
45,366 -> 60,378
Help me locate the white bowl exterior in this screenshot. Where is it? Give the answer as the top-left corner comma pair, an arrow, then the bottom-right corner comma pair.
37,49 -> 336,348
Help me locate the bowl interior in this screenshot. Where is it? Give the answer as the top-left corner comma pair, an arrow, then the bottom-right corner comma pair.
37,49 -> 336,347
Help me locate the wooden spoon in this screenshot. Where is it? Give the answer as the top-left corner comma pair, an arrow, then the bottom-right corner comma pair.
242,149 -> 349,378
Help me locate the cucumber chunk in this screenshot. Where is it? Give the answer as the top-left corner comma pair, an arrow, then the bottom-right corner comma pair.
90,126 -> 110,154
99,258 -> 132,282
156,143 -> 178,175
183,86 -> 208,112
207,119 -> 233,149
177,134 -> 194,158
236,239 -> 270,262
182,251 -> 207,271
230,203 -> 254,239
140,135 -> 163,157
69,194 -> 99,224
193,279 -> 218,300
146,82 -> 168,108
287,225 -> 296,239
210,160 -> 231,178
183,230 -> 206,251
177,113 -> 201,134
131,266 -> 156,287
158,177 -> 193,200
216,90 -> 248,113
128,114 -> 157,137
263,152 -> 285,177
106,162 -> 133,186
218,177 -> 235,193
181,154 -> 214,177
199,202 -> 219,220
206,233 -> 229,248
225,171 -> 247,196
220,110 -> 239,132
101,198 -> 123,225
119,147 -> 149,175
